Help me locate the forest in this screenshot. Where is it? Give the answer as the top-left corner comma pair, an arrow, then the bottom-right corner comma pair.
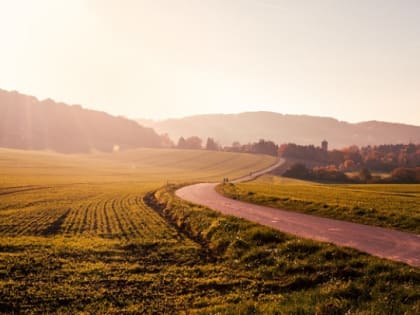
279,143 -> 419,183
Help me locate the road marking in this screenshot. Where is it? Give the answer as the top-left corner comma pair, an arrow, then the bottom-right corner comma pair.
328,228 -> 341,231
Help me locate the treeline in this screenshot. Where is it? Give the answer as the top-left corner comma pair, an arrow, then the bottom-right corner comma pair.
279,143 -> 420,172
224,139 -> 278,156
284,163 -> 420,184
175,137 -> 278,156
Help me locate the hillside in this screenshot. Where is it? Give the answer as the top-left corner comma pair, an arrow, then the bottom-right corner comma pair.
138,112 -> 420,148
0,89 -> 165,153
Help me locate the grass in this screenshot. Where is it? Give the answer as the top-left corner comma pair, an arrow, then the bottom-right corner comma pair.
0,149 -> 419,314
148,185 -> 420,314
218,174 -> 420,234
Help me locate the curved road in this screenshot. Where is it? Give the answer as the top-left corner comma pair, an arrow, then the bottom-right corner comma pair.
176,159 -> 420,267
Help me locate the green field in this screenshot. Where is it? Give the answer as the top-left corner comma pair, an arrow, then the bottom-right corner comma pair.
0,148 -> 275,239
0,149 -> 419,314
0,148 -> 276,186
219,175 -> 420,234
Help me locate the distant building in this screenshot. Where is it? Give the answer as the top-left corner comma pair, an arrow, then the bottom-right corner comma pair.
321,140 -> 328,151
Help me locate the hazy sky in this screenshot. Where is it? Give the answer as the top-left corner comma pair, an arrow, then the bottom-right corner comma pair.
0,0 -> 419,124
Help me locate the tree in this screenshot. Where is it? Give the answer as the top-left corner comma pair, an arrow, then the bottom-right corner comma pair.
206,138 -> 219,151
340,159 -> 356,171
160,133 -> 174,148
358,168 -> 372,182
390,167 -> 419,183
184,136 -> 202,149
232,141 -> 241,148
251,139 -> 278,156
177,137 -> 187,149
283,163 -> 311,179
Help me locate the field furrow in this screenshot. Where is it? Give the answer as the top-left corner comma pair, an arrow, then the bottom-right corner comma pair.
102,199 -> 112,236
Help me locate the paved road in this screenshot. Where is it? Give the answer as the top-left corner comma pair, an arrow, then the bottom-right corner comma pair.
176,160 -> 420,267
230,158 -> 286,183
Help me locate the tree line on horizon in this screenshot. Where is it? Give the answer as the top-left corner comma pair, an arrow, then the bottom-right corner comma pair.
173,136 -> 420,183
283,162 -> 420,183
175,136 -> 279,156
279,143 -> 420,171
279,143 -> 420,183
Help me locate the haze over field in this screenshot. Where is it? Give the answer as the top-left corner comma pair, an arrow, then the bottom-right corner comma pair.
1,88 -> 419,154
0,89 -> 167,153
1,0 -> 420,125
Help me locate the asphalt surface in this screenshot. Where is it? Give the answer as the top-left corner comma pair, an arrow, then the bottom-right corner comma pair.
176,160 -> 420,267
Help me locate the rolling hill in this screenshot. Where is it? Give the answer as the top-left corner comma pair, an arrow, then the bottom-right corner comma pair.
0,89 -> 165,153
138,112 -> 420,148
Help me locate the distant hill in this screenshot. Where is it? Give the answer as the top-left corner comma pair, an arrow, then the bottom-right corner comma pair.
0,89 -> 165,153
137,112 -> 420,148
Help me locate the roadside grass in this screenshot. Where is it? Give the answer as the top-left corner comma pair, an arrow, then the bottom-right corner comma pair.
218,174 -> 420,234
150,185 -> 420,314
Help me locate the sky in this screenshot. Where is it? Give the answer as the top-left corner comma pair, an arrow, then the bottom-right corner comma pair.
0,0 -> 419,125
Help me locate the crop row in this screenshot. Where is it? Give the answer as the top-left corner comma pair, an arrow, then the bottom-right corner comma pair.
0,193 -> 177,240
0,207 -> 67,236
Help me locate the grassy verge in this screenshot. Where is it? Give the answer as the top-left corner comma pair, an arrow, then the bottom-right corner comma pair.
148,185 -> 420,314
218,175 -> 420,234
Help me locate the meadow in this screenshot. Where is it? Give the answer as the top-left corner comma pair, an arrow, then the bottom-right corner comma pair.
219,175 -> 420,234
0,149 -> 419,314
